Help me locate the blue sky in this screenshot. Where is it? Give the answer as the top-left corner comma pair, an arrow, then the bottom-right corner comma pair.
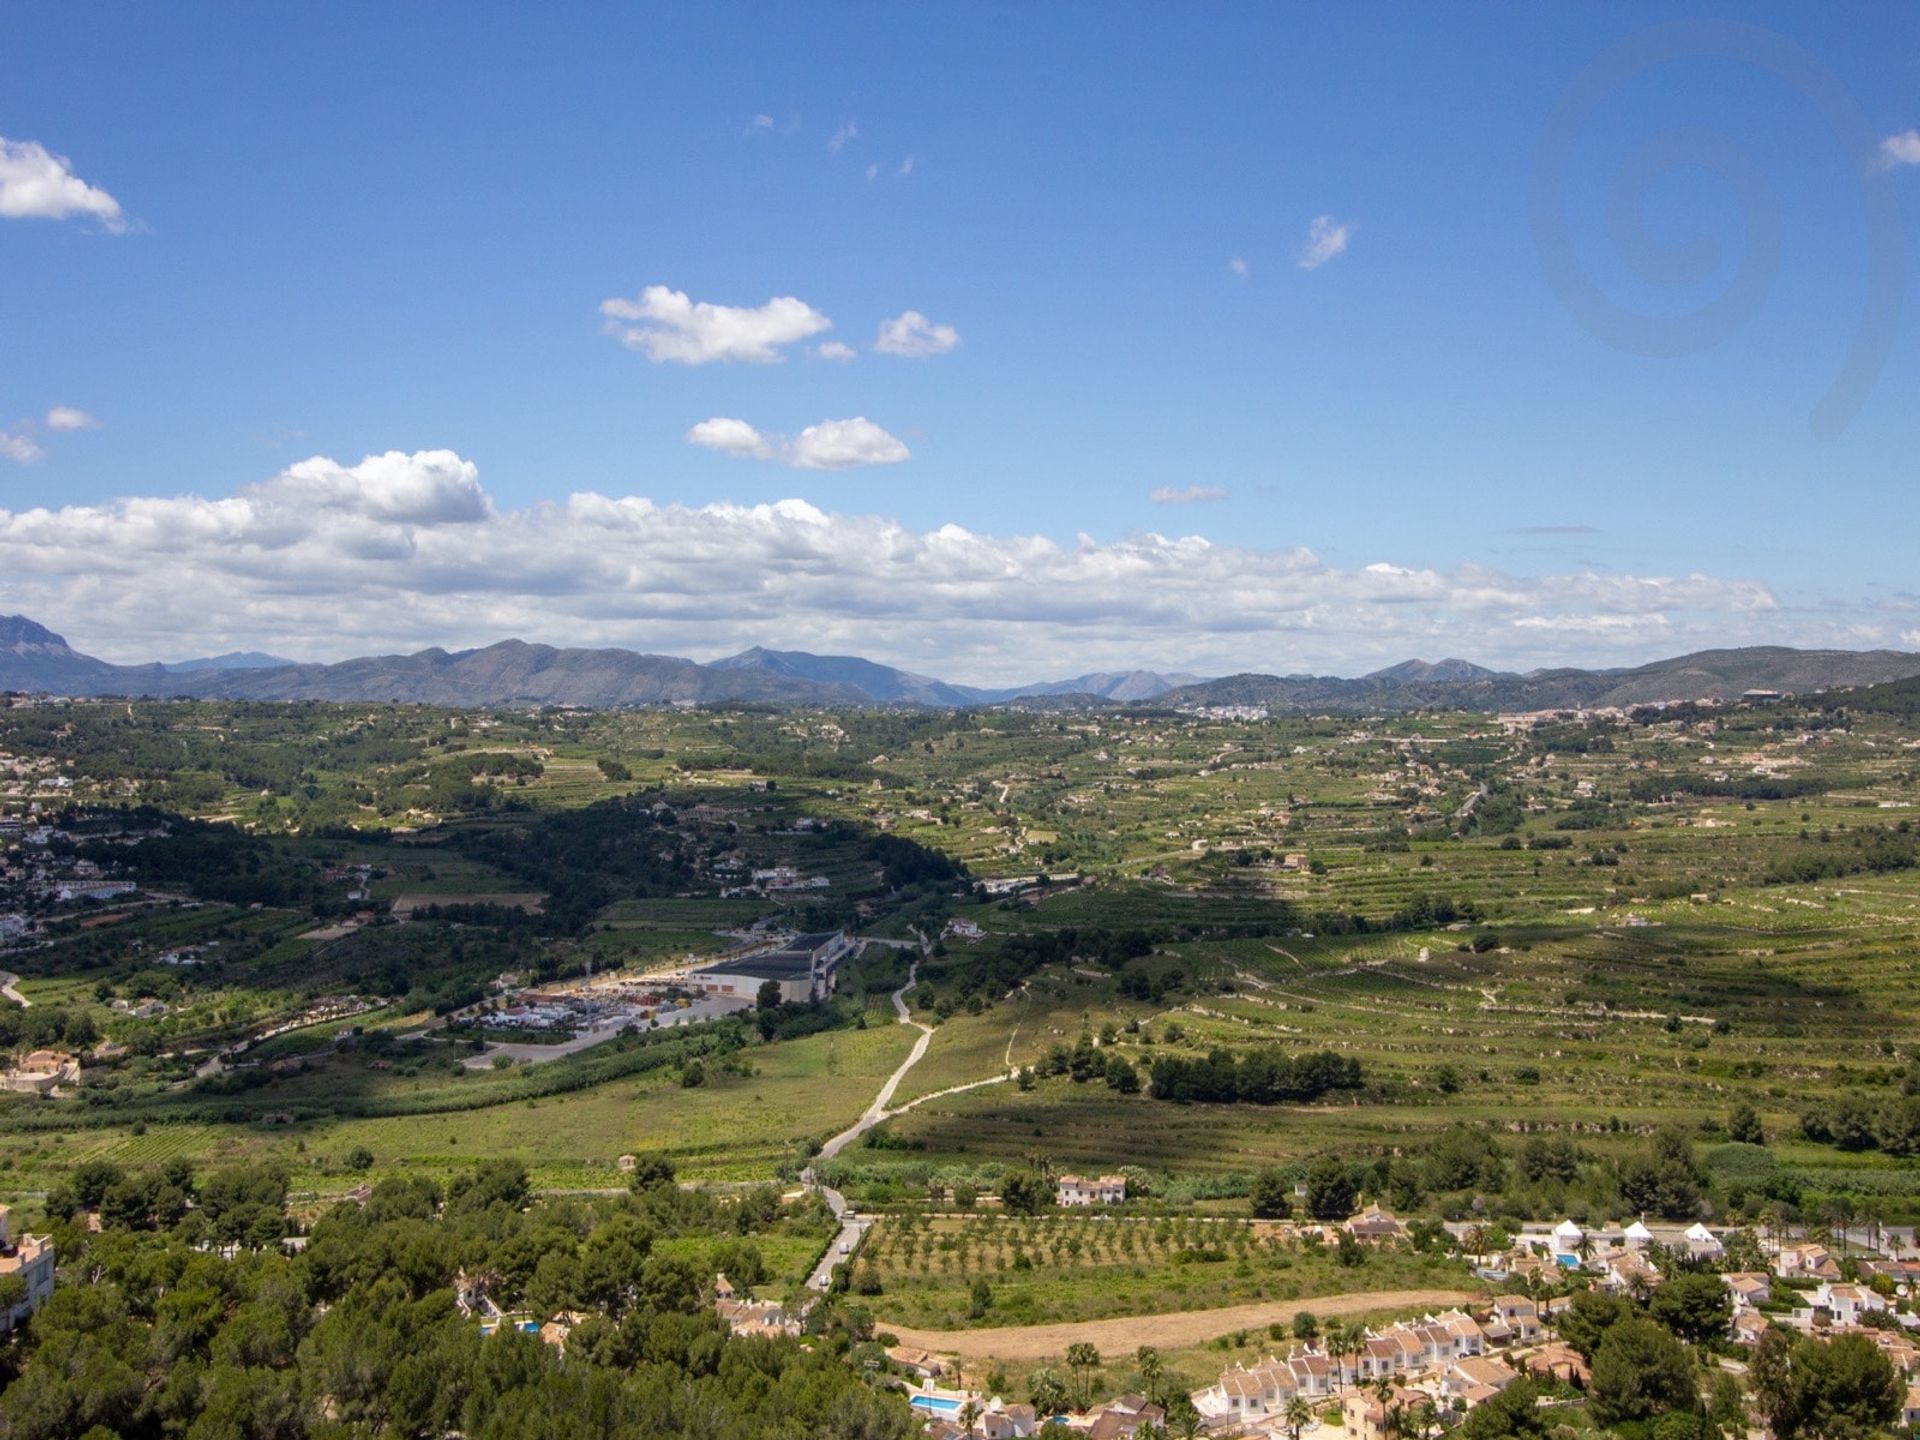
3,2 -> 1919,680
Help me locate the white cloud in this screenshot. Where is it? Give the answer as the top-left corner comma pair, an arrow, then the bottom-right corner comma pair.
0,138 -> 125,230
0,451 -> 1826,681
1902,629 -> 1920,649
0,431 -> 44,464
45,407 -> 99,432
599,286 -> 831,364
875,310 -> 960,358
750,113 -> 775,132
685,416 -> 909,470
254,450 -> 490,525
815,341 -> 857,362
898,155 -> 916,177
789,418 -> 911,470
829,121 -> 859,152
1879,130 -> 1920,168
685,417 -> 773,460
1228,256 -> 1249,279
1151,485 -> 1228,504
865,163 -> 880,182
1299,215 -> 1354,270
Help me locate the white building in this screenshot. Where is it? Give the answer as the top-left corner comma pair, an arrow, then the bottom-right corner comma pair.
0,1204 -> 55,1335
1056,1174 -> 1126,1206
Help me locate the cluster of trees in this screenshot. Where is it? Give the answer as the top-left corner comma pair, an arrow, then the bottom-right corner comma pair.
1799,1094 -> 1920,1158
79,815 -> 329,910
1034,1033 -> 1139,1093
1618,1127 -> 1709,1220
46,1159 -> 291,1248
1463,1283 -> 1900,1440
0,1003 -> 97,1053
0,1158 -> 912,1440
1766,825 -> 1918,885
1148,1048 -> 1363,1106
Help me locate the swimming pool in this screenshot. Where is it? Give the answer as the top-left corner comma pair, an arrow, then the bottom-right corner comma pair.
909,1395 -> 963,1415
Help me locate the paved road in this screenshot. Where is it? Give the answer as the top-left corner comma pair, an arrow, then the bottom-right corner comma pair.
803,954 -> 933,1291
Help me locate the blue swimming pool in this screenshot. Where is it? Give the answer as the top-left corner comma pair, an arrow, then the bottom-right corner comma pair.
909,1396 -> 963,1415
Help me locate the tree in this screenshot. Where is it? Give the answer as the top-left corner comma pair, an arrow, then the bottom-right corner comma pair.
1751,1330 -> 1900,1440
1292,1310 -> 1319,1342
1001,1169 -> 1052,1216
1727,1102 -> 1765,1147
1305,1157 -> 1356,1221
1028,1366 -> 1070,1416
1250,1168 -> 1293,1220
1136,1345 -> 1164,1399
755,979 -> 782,1012
1590,1317 -> 1699,1428
1284,1396 -> 1314,1440
1458,1378 -> 1552,1440
1650,1272 -> 1734,1347
968,1276 -> 993,1319
1065,1342 -> 1102,1410
1554,1288 -> 1629,1360
627,1155 -> 676,1193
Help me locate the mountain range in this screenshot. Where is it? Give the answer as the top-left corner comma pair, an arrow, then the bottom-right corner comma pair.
5,614 -> 1918,713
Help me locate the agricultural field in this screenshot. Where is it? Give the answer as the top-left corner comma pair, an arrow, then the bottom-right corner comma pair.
856,1212 -> 1472,1329
3,683 -> 1917,1254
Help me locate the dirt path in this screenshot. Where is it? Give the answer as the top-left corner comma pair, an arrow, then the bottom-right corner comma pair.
877,1287 -> 1480,1365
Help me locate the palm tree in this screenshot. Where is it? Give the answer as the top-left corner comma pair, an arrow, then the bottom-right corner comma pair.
1065,1341 -> 1102,1411
958,1398 -> 982,1434
1137,1345 -> 1165,1404
1285,1395 -> 1313,1440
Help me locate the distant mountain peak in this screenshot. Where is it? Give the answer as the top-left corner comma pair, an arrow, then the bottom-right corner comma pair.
1366,657 -> 1499,685
162,650 -> 298,673
0,614 -> 73,652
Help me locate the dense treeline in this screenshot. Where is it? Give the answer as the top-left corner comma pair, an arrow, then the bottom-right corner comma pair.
1148,1047 -> 1363,1105
1799,1094 -> 1920,1157
1764,824 -> 1918,886
0,1160 -> 914,1440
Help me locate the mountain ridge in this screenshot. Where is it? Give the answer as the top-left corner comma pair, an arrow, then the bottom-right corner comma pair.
3,615 -> 1917,712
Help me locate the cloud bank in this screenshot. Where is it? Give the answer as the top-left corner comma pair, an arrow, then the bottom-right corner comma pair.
0,449 -> 1866,683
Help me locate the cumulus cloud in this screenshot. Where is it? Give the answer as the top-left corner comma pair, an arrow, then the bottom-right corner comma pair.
685,416 -> 909,470
1903,630 -> 1920,650
685,417 -> 773,460
1879,130 -> 1920,168
45,407 -> 100,432
1299,215 -> 1354,270
1228,256 -> 1250,279
0,138 -> 125,230
0,431 -> 44,464
0,450 -> 1831,680
815,341 -> 857,362
599,286 -> 831,364
828,121 -> 859,152
750,113 -> 775,132
1150,485 -> 1228,504
874,310 -> 960,358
